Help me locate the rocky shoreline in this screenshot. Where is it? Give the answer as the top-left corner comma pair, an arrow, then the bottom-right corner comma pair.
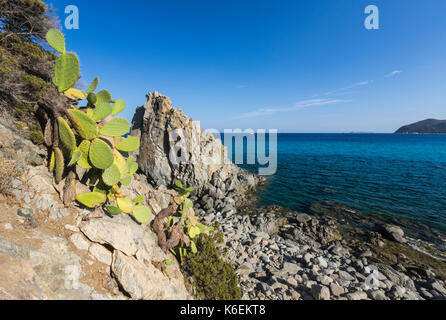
193,187 -> 446,300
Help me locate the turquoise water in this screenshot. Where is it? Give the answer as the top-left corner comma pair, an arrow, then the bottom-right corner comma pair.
225,134 -> 446,232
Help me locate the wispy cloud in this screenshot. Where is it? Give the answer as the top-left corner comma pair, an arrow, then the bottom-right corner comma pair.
324,80 -> 372,95
235,98 -> 350,119
385,70 -> 402,78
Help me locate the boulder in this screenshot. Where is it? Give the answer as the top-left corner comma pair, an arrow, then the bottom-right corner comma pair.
375,223 -> 406,243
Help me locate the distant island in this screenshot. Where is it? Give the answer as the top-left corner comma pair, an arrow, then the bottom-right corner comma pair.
395,119 -> 446,134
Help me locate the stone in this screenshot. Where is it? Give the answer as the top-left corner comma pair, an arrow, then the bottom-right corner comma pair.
347,290 -> 368,300
311,284 -> 330,300
80,214 -> 141,256
315,256 -> 328,268
69,233 -> 91,251
375,223 -> 406,243
88,244 -> 112,265
370,290 -> 388,300
389,285 -> 406,299
425,280 -> 446,296
282,262 -> 300,274
111,250 -> 189,300
295,213 -> 312,224
338,270 -> 355,281
330,282 -> 345,296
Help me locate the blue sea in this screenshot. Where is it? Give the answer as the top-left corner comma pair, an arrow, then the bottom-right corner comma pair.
224,134 -> 446,233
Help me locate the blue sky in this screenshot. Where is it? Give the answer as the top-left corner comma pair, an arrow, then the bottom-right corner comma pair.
49,0 -> 446,133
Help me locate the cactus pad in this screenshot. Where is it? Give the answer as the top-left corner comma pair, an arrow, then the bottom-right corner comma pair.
105,205 -> 122,215
132,205 -> 152,224
117,198 -> 134,213
112,99 -> 126,115
102,163 -> 121,186
49,150 -> 55,172
86,77 -> 99,94
68,109 -> 98,140
96,90 -> 112,104
116,136 -> 140,152
77,192 -> 106,208
92,103 -> 112,121
53,53 -> 80,93
58,117 -> 76,156
77,140 -> 92,169
89,139 -> 114,169
99,117 -> 130,137
54,147 -> 64,184
46,29 -> 65,54
64,88 -> 87,100
67,149 -> 82,167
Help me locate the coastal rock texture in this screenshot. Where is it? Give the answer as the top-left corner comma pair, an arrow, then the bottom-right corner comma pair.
197,204 -> 446,300
131,92 -> 262,200
0,122 -> 191,300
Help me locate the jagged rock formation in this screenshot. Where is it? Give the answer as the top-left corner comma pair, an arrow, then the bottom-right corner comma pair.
0,122 -> 191,300
395,119 -> 446,134
131,92 -> 261,199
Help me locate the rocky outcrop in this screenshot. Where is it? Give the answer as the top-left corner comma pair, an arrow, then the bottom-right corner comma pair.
131,91 -> 261,200
0,122 -> 191,300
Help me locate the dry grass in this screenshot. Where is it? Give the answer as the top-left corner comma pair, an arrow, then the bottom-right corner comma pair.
0,157 -> 22,195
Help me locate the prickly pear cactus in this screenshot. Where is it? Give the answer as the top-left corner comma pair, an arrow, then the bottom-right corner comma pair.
43,29 -> 152,225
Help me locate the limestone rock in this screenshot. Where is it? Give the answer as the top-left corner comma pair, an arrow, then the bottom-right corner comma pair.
111,250 -> 190,300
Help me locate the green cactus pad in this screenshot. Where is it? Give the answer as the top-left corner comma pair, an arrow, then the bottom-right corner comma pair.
116,136 -> 140,152
120,175 -> 132,186
105,205 -> 122,216
117,198 -> 134,213
77,192 -> 106,208
87,93 -> 97,105
99,117 -> 130,137
132,205 -> 152,224
112,99 -> 126,116
102,163 -> 121,186
58,117 -> 76,156
133,195 -> 145,204
54,147 -> 64,184
49,150 -> 55,172
113,151 -> 129,179
67,149 -> 82,167
89,139 -> 114,170
46,29 -> 65,54
92,103 -> 112,121
127,157 -> 139,175
86,77 -> 99,94
53,53 -> 80,93
77,140 -> 92,169
95,90 -> 112,104
68,109 -> 98,140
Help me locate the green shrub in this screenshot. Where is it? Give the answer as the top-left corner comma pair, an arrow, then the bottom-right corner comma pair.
184,232 -> 242,300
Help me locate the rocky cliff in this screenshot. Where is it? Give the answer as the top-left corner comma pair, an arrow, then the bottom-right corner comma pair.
131,92 -> 261,200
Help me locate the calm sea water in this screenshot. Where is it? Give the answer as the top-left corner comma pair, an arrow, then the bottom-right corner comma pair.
223,134 -> 446,232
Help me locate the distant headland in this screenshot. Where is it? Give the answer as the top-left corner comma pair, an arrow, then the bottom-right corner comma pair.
395,119 -> 446,134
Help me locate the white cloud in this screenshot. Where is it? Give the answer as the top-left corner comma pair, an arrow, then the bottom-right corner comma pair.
235,98 -> 350,119
324,80 -> 372,95
385,70 -> 402,78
